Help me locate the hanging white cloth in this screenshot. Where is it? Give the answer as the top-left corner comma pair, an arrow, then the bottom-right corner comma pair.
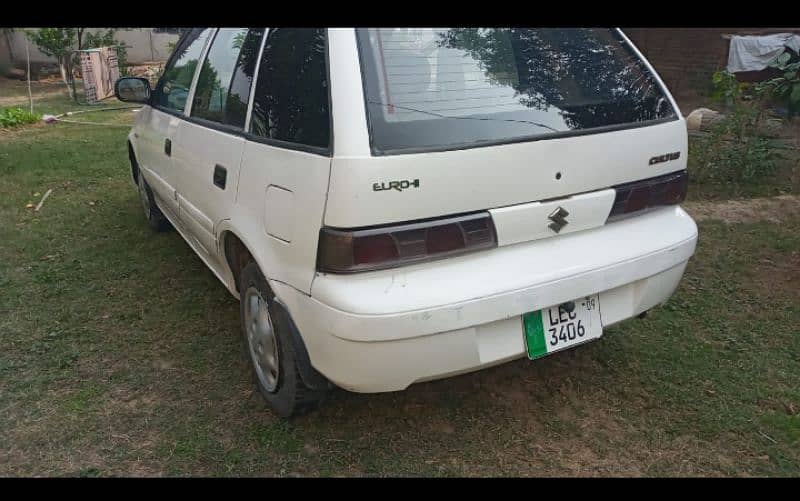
727,33 -> 800,73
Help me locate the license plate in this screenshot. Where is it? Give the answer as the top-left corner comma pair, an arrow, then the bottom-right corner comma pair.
523,295 -> 602,360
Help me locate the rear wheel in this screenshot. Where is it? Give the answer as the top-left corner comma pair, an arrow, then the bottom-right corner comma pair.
239,261 -> 326,417
137,173 -> 170,232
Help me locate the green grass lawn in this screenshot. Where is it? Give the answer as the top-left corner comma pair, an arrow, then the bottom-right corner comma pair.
0,78 -> 63,104
1,81 -> 799,476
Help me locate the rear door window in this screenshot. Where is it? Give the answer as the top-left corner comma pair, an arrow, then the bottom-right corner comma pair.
249,28 -> 330,150
356,28 -> 676,154
153,28 -> 213,113
190,28 -> 265,128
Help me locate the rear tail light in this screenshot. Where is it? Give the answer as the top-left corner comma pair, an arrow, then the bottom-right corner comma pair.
607,170 -> 688,221
317,212 -> 497,273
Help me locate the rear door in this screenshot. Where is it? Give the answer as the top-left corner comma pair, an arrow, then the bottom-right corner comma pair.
172,28 -> 265,258
235,28 -> 332,292
139,28 -> 214,218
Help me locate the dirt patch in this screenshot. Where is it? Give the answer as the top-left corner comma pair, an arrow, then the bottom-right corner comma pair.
684,195 -> 800,224
748,248 -> 800,301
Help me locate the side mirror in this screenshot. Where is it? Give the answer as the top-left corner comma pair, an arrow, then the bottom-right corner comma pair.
115,77 -> 152,104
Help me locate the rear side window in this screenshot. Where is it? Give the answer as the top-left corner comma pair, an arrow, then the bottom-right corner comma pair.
250,28 -> 330,150
191,28 -> 265,128
356,28 -> 677,154
153,28 -> 213,113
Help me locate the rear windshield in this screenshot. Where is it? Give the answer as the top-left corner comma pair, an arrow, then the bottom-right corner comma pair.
356,28 -> 676,154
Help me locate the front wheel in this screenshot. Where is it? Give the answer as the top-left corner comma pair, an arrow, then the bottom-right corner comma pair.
239,261 -> 326,417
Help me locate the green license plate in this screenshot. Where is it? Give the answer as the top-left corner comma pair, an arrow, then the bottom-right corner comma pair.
523,295 -> 602,360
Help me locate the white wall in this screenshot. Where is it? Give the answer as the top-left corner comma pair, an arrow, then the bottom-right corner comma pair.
115,29 -> 180,62
7,28 -> 180,65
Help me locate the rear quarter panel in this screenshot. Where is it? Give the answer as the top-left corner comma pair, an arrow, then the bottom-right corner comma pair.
231,141 -> 331,294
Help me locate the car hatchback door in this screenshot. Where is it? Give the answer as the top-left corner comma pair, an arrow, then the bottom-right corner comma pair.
172,28 -> 265,259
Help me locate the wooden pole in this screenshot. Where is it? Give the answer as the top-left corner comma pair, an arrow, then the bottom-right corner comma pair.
25,36 -> 33,113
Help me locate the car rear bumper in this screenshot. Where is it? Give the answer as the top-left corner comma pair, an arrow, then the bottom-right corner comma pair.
273,206 -> 698,393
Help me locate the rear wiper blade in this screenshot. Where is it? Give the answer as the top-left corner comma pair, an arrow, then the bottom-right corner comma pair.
368,101 -> 559,133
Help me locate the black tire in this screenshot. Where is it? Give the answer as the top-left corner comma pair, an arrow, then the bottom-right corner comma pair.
239,261 -> 326,418
136,173 -> 171,232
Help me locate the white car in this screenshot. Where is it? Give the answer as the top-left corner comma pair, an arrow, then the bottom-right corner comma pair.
116,27 -> 698,417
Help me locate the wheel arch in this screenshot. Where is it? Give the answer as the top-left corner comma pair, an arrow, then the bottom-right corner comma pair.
217,221 -> 284,299
220,227 -> 255,296
219,224 -> 328,391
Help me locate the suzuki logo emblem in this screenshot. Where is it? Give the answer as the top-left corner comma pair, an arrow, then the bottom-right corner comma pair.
548,206 -> 569,233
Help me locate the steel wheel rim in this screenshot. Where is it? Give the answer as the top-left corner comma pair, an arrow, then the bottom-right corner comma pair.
138,176 -> 151,219
244,287 -> 279,393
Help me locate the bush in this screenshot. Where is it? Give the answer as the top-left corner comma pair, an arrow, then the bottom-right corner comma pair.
691,112 -> 776,184
0,108 -> 42,128
758,50 -> 800,117
690,71 -> 777,189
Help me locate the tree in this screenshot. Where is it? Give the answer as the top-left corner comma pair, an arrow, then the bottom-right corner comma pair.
25,28 -> 77,99
82,28 -> 129,76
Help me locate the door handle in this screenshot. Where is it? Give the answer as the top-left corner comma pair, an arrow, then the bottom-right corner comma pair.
164,138 -> 172,157
213,165 -> 227,190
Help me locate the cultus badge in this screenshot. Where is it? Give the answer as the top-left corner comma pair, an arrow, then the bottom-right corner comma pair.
649,152 -> 680,165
